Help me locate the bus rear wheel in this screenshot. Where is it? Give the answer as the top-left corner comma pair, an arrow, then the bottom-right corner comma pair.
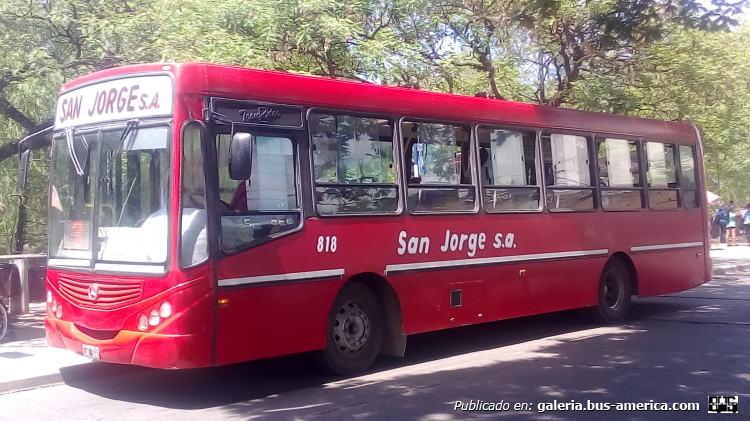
0,302 -> 7,341
588,259 -> 631,324
320,282 -> 383,376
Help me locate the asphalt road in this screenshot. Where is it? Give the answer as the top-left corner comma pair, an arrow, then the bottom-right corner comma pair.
1,273 -> 749,421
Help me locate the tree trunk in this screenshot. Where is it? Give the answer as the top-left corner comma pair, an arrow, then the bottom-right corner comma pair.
13,194 -> 26,254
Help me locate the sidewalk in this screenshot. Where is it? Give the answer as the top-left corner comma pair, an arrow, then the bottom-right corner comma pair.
709,243 -> 750,274
1,247 -> 749,394
0,303 -> 90,393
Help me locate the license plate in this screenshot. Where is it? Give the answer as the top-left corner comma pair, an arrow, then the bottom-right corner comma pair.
82,344 -> 100,360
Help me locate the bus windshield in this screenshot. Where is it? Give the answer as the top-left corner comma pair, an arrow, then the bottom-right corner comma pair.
48,124 -> 171,272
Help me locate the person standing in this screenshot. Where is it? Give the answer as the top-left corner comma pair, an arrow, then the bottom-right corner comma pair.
714,206 -> 728,245
726,205 -> 737,246
743,204 -> 750,243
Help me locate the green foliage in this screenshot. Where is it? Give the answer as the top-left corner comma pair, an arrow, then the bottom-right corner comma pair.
568,24 -> 750,203
0,0 -> 748,253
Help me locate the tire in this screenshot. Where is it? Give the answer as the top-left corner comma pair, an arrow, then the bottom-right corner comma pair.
319,283 -> 383,376
587,259 -> 631,324
0,303 -> 7,342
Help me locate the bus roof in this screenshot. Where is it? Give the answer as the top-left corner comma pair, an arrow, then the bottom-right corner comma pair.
60,62 -> 697,143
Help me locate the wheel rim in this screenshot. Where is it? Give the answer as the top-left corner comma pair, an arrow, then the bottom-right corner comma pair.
0,305 -> 7,341
603,271 -> 625,310
333,301 -> 371,356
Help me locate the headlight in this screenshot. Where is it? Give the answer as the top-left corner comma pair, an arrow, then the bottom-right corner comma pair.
159,302 -> 172,318
46,290 -> 52,304
138,315 -> 148,331
148,310 -> 160,326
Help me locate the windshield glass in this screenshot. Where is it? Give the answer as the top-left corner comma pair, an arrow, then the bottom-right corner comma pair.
49,125 -> 171,271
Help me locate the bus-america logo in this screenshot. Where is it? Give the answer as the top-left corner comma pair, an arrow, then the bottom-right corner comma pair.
55,75 -> 174,130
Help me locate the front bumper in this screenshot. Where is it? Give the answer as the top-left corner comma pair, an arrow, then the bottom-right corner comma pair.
46,317 -> 210,369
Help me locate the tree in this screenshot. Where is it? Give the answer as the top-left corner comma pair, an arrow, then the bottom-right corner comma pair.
0,0 -> 748,254
0,0 -> 170,253
523,0 -> 749,106
639,25 -> 750,203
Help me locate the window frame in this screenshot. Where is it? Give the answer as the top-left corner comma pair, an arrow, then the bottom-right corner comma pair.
210,125 -> 306,256
476,124 -> 543,214
399,116 -> 479,215
541,130 -> 598,213
306,108 -> 403,217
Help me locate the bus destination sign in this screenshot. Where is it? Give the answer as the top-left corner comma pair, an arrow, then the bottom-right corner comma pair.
55,75 -> 174,130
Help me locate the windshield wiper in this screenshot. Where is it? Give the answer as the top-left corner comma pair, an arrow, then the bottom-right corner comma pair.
65,129 -> 84,176
118,119 -> 140,149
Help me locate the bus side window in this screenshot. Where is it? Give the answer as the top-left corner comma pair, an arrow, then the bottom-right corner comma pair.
402,120 -> 475,213
678,145 -> 700,209
478,127 -> 540,212
309,112 -> 398,215
597,138 -> 644,211
645,141 -> 679,210
216,133 -> 301,253
542,133 -> 595,211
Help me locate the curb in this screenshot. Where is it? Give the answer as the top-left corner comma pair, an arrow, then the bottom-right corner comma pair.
0,373 -> 62,395
712,264 -> 750,276
0,358 -> 141,395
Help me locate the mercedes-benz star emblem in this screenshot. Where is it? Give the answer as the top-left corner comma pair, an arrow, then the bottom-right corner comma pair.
88,284 -> 99,301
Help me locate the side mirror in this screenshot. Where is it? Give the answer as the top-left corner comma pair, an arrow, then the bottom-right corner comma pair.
228,132 -> 254,180
18,149 -> 30,190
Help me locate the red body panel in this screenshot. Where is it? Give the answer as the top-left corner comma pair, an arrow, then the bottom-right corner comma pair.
212,207 -> 707,365
63,62 -> 696,142
47,62 -> 711,369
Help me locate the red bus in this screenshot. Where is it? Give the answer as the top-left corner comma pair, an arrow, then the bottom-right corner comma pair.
40,62 -> 710,374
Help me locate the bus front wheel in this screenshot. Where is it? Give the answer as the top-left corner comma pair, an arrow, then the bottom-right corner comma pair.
588,259 -> 631,324
320,282 -> 383,375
